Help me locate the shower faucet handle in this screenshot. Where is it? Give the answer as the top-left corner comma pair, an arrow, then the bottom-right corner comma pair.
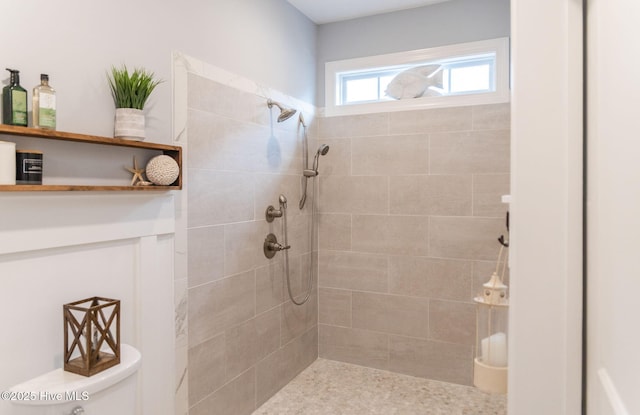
264,233 -> 290,259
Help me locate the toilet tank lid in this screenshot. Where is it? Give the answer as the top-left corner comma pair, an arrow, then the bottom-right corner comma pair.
8,344 -> 141,406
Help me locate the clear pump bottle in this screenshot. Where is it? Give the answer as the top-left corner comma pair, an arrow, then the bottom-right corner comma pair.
33,74 -> 56,130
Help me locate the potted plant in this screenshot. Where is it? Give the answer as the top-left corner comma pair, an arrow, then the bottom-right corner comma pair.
107,65 -> 163,141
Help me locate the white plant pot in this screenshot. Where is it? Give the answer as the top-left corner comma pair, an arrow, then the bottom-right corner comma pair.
114,108 -> 145,141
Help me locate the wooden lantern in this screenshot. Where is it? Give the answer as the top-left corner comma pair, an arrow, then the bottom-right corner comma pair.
63,297 -> 121,377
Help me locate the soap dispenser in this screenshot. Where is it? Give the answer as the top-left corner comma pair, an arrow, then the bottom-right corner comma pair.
2,68 -> 28,126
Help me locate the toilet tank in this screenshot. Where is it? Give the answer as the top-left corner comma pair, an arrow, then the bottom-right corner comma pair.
8,344 -> 141,415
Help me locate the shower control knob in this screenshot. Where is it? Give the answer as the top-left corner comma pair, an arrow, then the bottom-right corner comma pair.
264,233 -> 290,259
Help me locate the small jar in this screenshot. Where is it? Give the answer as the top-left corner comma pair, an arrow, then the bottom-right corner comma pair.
16,150 -> 43,185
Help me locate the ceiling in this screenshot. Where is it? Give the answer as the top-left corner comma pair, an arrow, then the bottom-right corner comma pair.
287,0 -> 453,24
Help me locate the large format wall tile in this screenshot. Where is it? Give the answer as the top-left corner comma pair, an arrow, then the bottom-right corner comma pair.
388,256 -> 473,301
187,225 -> 225,288
224,307 -> 281,381
188,333 -> 226,405
472,173 -> 510,217
352,215 -> 429,256
318,250 -> 388,292
188,270 -> 256,347
189,368 -> 256,415
317,103 -> 510,388
388,336 -> 473,385
188,170 -> 255,227
319,175 -> 388,214
319,324 -> 388,370
389,106 -> 473,134
352,292 -> 430,338
429,216 -> 505,260
319,288 -> 352,327
187,76 -> 318,414
472,103 -> 511,131
389,175 -> 472,216
351,135 -> 429,175
428,299 -> 476,346
318,113 -> 389,139
429,130 -> 510,175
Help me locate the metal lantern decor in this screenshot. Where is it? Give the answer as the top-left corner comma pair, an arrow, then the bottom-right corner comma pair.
474,244 -> 509,394
63,297 -> 121,377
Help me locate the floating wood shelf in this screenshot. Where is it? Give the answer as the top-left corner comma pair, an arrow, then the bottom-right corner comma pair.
0,125 -> 182,191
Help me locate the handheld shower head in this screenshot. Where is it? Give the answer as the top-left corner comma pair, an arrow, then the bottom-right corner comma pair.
267,99 -> 297,122
317,144 -> 330,156
312,144 -> 330,171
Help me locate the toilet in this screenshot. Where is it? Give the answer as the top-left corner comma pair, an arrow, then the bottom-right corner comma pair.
8,344 -> 141,415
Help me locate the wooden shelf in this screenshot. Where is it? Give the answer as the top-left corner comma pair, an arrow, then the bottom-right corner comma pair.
0,125 -> 182,191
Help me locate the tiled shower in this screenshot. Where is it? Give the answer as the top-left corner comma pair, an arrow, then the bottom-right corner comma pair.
316,104 -> 510,385
184,71 -> 510,414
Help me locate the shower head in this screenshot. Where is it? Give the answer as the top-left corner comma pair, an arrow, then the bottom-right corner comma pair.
317,144 -> 330,156
267,99 -> 297,122
312,144 -> 330,171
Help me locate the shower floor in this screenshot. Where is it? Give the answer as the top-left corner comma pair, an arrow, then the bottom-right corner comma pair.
252,358 -> 506,415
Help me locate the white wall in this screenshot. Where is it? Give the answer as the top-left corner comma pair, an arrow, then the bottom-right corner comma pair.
0,0 -> 316,142
316,0 -> 510,106
0,194 -> 176,415
509,0 -> 583,413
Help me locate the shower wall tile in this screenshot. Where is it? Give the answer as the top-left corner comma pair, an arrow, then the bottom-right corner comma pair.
188,333 -> 226,405
388,106 -> 473,134
318,250 -> 388,292
352,214 -> 429,256
255,262 -> 285,314
188,73 -> 245,119
189,368 -> 256,415
320,138 -> 351,176
187,110 -> 225,170
389,175 -> 472,216
186,75 -> 318,414
472,103 -> 511,130
317,102 -> 510,388
388,256 -> 473,301
318,113 -> 389,139
352,292 -> 430,338
281,292 -> 318,345
318,213 -> 351,251
188,270 -> 256,347
319,288 -> 352,327
319,176 -> 388,214
256,326 -> 318,407
429,130 -> 511,174
318,324 -> 388,370
187,169 -> 255,227
473,173 -> 510,217
429,216 -> 505,260
187,225 -> 225,287
388,336 -> 473,385
283,253 -> 318,299
254,173 -> 302,220
223,220 -> 269,277
428,299 -> 476,346
351,135 -> 429,175
225,307 -> 281,381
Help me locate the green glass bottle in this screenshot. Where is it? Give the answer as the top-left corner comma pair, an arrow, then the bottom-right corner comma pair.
3,68 -> 28,126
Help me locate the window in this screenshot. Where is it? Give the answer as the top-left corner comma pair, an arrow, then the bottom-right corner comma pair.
325,38 -> 510,116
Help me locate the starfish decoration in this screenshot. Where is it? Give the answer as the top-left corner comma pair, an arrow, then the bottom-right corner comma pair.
125,156 -> 146,186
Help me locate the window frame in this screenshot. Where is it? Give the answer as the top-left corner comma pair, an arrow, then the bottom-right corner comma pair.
324,37 -> 510,117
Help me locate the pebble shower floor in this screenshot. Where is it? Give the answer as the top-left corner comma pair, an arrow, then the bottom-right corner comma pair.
252,358 -> 506,415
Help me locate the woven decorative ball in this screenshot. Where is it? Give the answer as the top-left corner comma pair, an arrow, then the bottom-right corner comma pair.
145,155 -> 179,186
